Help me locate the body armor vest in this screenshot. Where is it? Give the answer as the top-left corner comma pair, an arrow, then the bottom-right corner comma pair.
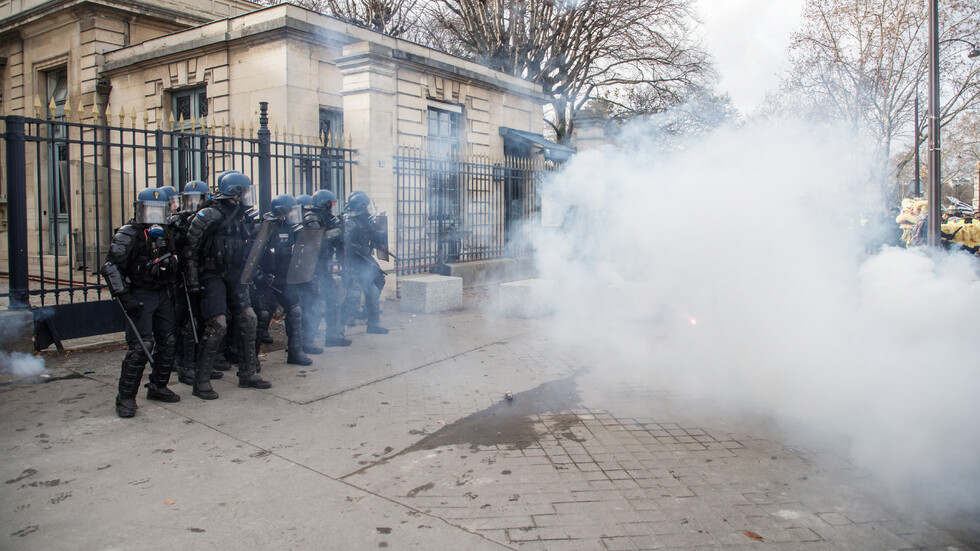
129,226 -> 179,289
203,210 -> 249,271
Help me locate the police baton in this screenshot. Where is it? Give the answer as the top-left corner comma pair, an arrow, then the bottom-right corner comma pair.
181,274 -> 199,344
114,297 -> 154,367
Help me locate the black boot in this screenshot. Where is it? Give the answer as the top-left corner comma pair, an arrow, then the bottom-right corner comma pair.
366,324 -> 389,334
285,307 -> 312,366
177,324 -> 197,385
192,318 -> 223,400
325,336 -> 352,346
146,332 -> 180,402
235,312 -> 271,389
303,343 -> 324,355
146,382 -> 181,403
261,329 -> 274,344
116,351 -> 146,418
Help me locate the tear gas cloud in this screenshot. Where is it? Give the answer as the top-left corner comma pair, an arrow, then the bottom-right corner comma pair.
0,351 -> 46,379
531,116 -> 980,514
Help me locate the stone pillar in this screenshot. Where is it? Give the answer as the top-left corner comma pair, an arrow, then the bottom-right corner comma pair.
336,42 -> 398,298
572,109 -> 606,152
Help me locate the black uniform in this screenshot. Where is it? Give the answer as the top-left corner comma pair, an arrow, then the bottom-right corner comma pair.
342,211 -> 387,332
184,198 -> 270,396
252,214 -> 310,364
101,221 -> 181,417
302,209 -> 349,347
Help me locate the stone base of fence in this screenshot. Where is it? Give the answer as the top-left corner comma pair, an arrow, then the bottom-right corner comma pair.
499,279 -> 556,318
400,275 -> 463,314
442,256 -> 537,288
0,310 -> 34,354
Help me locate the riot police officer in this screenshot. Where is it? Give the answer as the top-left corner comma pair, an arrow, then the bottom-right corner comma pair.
160,185 -> 180,217
184,171 -> 271,399
253,194 -> 312,365
343,191 -> 388,334
302,189 -> 351,349
101,188 -> 181,418
170,180 -> 219,386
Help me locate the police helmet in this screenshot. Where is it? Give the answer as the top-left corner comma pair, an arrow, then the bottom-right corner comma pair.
134,187 -> 170,225
296,194 -> 313,208
181,180 -> 209,212
346,191 -> 373,215
160,186 -> 180,215
270,194 -> 300,225
311,189 -> 337,214
216,169 -> 242,189
215,171 -> 255,206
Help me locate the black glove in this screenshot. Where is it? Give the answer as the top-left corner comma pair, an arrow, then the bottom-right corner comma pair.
184,274 -> 201,293
119,292 -> 142,316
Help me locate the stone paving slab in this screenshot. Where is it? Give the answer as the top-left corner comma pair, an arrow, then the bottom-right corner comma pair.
1,292 -> 977,550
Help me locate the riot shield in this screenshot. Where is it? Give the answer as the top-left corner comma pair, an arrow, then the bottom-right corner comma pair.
286,226 -> 324,284
240,220 -> 274,285
373,213 -> 390,262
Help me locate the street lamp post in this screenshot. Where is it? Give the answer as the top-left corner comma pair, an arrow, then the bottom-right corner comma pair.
925,1 -> 980,246
926,0 -> 941,247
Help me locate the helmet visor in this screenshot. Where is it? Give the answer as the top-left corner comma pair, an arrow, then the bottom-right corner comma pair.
283,205 -> 301,225
181,193 -> 204,212
168,195 -> 180,215
137,202 -> 169,225
240,185 -> 257,208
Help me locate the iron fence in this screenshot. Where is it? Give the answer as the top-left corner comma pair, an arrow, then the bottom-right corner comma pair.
394,147 -> 558,275
2,102 -> 354,348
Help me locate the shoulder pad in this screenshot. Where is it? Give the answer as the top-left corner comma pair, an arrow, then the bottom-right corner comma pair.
117,224 -> 138,237
197,207 -> 223,222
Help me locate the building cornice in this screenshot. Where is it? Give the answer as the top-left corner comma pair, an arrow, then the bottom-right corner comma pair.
100,4 -> 545,101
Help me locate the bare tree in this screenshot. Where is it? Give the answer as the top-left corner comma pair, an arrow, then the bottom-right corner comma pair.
781,0 -> 980,196
259,0 -> 422,37
323,0 -> 424,36
421,0 -> 709,143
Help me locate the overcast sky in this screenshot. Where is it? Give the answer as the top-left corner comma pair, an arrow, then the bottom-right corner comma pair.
696,0 -> 806,114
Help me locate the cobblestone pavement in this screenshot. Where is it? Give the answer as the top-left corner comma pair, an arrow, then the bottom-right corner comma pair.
0,290 -> 976,550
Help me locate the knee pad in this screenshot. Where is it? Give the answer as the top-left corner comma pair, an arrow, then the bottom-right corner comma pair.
235,309 -> 258,332
204,314 -> 228,338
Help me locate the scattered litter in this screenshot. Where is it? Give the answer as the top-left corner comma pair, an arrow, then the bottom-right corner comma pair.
40,374 -> 51,379
742,530 -> 764,541
504,391 -> 513,401
165,500 -> 176,505
437,420 -> 446,425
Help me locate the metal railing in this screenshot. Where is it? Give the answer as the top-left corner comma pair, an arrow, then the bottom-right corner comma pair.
1,102 -> 355,311
394,147 -> 559,275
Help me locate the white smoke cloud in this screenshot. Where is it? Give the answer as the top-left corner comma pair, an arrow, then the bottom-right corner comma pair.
0,350 -> 46,379
697,0 -> 805,113
533,115 -> 980,516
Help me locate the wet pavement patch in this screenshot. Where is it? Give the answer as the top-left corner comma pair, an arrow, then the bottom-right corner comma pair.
403,376 -> 581,453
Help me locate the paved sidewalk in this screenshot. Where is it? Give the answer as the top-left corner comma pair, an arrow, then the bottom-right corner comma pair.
0,289 -> 976,550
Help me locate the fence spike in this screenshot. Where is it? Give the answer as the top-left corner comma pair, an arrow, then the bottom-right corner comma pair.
129,106 -> 137,127
249,120 -> 254,136
63,99 -> 73,121
90,102 -> 99,121
116,105 -> 126,126
47,97 -> 57,120
145,109 -> 152,129
273,124 -> 279,138
210,119 -> 216,134
34,96 -> 43,117
168,111 -> 175,131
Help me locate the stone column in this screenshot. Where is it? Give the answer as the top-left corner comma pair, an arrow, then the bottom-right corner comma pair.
572,109 -> 606,152
336,42 -> 398,297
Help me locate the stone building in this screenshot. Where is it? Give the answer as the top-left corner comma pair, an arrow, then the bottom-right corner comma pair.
0,0 -> 559,292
